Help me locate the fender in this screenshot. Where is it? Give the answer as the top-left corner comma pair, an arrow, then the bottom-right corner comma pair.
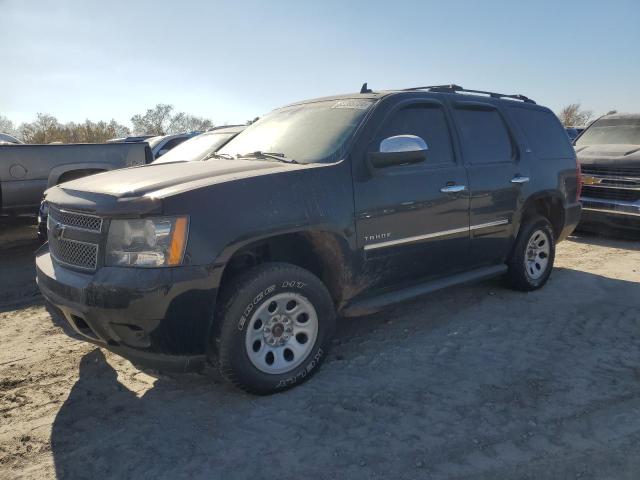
47,162 -> 114,187
514,189 -> 566,238
215,223 -> 355,267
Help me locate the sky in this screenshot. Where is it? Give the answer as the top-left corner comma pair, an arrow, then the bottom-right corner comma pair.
1,0 -> 639,127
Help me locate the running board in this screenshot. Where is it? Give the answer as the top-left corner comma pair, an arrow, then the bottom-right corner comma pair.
341,264 -> 508,317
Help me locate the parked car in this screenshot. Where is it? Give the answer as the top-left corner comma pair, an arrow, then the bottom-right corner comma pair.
0,133 -> 23,145
36,84 -> 581,394
106,135 -> 155,143
146,132 -> 202,159
0,142 -> 152,215
152,125 -> 245,164
575,113 -> 640,233
566,126 -> 585,142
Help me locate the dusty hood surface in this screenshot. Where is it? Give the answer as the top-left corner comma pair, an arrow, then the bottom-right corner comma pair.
576,144 -> 640,167
57,159 -> 299,198
45,158 -> 319,215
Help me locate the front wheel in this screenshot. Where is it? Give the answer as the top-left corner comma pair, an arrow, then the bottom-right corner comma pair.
506,215 -> 556,291
214,263 -> 335,395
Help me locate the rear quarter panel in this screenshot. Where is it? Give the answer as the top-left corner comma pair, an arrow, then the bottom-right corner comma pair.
502,104 -> 579,234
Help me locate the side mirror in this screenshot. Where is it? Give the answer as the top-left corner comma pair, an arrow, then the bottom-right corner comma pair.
368,135 -> 428,169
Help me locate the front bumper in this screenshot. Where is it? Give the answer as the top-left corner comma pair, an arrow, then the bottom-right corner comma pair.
36,246 -> 220,371
579,197 -> 640,232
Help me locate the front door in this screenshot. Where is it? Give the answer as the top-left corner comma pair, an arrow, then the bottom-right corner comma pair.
451,102 -> 527,266
354,99 -> 471,290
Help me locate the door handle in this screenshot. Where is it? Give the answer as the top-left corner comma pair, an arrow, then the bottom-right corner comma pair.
440,184 -> 467,193
511,176 -> 530,184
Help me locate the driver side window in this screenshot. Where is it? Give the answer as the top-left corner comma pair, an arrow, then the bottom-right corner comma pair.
377,104 -> 455,165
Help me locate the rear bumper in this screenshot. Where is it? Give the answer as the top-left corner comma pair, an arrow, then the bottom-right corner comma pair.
579,197 -> 640,232
36,246 -> 220,371
558,201 -> 582,241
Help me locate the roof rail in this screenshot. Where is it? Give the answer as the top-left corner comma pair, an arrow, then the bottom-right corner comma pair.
402,84 -> 536,104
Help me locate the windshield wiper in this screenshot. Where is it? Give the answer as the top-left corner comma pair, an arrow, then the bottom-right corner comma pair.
240,151 -> 299,164
203,152 -> 234,161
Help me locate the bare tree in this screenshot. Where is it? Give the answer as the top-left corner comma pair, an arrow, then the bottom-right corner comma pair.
131,104 -> 215,135
558,104 -> 594,127
0,114 -> 16,136
19,113 -> 64,143
17,115 -> 130,144
130,104 -> 174,136
169,113 -> 214,133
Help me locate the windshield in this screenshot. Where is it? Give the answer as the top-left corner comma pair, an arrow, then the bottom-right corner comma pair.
576,117 -> 640,146
153,132 -> 237,163
218,99 -> 375,163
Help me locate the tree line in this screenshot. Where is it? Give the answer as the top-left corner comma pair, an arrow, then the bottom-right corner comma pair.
0,102 -> 618,144
0,104 -> 216,144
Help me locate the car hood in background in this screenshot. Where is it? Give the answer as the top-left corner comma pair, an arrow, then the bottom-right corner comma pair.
575,144 -> 640,167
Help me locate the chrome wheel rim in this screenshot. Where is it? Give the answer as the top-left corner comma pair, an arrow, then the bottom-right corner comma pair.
244,292 -> 319,374
524,229 -> 550,280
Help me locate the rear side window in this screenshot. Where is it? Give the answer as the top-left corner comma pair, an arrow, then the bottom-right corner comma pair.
455,108 -> 513,164
509,107 -> 574,158
377,103 -> 455,165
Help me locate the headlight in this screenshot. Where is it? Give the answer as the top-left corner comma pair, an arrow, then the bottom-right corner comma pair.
106,216 -> 188,267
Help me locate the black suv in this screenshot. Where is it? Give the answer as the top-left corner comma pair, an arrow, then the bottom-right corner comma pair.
36,85 -> 581,394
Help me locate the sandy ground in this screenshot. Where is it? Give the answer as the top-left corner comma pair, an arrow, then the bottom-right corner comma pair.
0,219 -> 639,480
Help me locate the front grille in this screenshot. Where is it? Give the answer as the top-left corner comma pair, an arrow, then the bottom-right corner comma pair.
49,205 -> 102,232
47,207 -> 102,271
582,186 -> 640,203
581,165 -> 640,177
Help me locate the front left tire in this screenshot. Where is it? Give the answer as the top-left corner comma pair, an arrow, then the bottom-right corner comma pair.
213,262 -> 335,395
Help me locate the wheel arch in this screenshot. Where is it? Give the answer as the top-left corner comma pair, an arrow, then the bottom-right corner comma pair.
517,191 -> 566,240
47,163 -> 113,187
216,228 -> 355,309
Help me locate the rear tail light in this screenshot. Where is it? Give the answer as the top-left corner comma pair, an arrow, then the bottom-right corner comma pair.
576,159 -> 582,201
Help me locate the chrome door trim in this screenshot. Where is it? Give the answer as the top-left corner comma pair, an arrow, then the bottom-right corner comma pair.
363,226 -> 469,251
364,219 -> 509,251
440,185 -> 467,193
469,218 -> 509,230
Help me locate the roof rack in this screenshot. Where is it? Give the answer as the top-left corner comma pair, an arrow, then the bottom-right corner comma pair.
403,84 -> 536,104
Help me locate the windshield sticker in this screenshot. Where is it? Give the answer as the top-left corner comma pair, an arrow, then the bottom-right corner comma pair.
331,100 -> 371,110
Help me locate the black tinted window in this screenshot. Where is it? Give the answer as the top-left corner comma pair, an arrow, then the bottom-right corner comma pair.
378,104 -> 454,165
162,137 -> 188,150
455,108 -> 513,164
510,107 -> 574,158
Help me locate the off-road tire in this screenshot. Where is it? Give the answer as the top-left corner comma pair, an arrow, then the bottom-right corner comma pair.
213,262 -> 335,395
507,215 -> 556,291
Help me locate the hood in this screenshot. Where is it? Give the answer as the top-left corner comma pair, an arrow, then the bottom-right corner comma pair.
46,159 -> 319,215
58,159 -> 315,198
576,144 -> 640,167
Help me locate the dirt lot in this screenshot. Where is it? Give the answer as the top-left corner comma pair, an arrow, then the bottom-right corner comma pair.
0,220 -> 639,480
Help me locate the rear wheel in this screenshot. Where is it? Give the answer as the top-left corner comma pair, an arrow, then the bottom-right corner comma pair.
214,263 -> 335,395
507,215 -> 555,291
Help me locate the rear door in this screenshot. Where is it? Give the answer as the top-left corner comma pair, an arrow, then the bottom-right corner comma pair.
452,102 -> 527,266
354,98 -> 471,289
